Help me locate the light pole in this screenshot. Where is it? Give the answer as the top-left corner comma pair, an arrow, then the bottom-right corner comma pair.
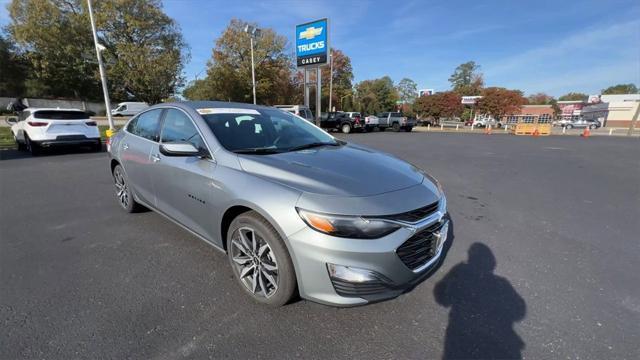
328,51 -> 333,112
87,0 -> 114,134
244,25 -> 261,105
340,94 -> 352,110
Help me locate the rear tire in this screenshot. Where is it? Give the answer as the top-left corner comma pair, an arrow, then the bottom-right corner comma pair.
404,126 -> 413,132
565,124 -> 573,129
341,123 -> 351,134
112,164 -> 144,213
25,135 -> 40,156
392,123 -> 400,132
227,211 -> 297,307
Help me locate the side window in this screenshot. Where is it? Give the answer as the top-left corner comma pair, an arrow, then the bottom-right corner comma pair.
130,109 -> 162,141
126,117 -> 138,133
160,109 -> 207,153
121,105 -> 128,111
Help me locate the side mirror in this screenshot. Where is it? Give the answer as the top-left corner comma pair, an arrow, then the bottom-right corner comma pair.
159,142 -> 202,157
5,116 -> 18,125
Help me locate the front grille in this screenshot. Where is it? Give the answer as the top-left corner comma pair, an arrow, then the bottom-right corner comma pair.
396,221 -> 444,270
377,201 -> 439,223
56,135 -> 87,141
330,278 -> 389,297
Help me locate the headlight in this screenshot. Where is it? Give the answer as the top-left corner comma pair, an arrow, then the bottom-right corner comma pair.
296,208 -> 400,239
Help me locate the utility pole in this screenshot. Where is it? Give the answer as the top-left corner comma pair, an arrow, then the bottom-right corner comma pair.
627,101 -> 640,136
244,25 -> 261,105
250,36 -> 256,104
87,0 -> 114,133
328,51 -> 333,112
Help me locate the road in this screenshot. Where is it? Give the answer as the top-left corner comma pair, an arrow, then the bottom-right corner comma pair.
1,133 -> 639,359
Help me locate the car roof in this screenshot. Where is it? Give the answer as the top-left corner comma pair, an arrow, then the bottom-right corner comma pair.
158,101 -> 277,113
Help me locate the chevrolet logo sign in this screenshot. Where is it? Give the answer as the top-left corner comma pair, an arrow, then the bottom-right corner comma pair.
299,26 -> 323,40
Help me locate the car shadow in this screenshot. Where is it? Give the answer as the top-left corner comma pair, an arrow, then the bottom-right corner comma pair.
0,146 -> 103,161
434,242 -> 527,359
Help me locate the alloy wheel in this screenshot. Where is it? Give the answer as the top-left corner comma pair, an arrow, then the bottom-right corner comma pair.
113,167 -> 129,209
230,227 -> 279,298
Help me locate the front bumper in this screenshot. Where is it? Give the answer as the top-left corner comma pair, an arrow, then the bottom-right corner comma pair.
287,203 -> 449,306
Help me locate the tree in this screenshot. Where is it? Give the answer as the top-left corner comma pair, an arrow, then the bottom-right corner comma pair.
396,78 -> 418,104
558,92 -> 587,101
354,76 -> 399,115
7,0 -> 187,103
476,87 -> 526,119
8,0 -> 101,100
0,32 -> 28,97
449,61 -> 484,96
413,91 -> 463,121
320,49 -> 353,111
95,0 -> 188,104
183,19 -> 295,105
602,84 -> 638,95
527,92 -> 554,105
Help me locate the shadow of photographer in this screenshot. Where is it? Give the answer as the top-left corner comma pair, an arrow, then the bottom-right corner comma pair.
434,243 -> 526,359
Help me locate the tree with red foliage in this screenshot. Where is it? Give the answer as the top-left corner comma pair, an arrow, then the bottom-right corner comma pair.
476,87 -> 526,119
414,91 -> 463,121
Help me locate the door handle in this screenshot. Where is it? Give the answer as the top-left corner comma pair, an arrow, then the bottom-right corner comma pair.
151,154 -> 161,163
122,143 -> 129,150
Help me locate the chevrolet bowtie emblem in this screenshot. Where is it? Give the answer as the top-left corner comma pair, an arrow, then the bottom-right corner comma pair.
299,26 -> 323,40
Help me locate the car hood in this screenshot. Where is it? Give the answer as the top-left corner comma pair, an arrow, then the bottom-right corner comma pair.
237,143 -> 424,196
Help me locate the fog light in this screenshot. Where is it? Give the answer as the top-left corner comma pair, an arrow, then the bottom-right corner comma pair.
327,263 -> 379,283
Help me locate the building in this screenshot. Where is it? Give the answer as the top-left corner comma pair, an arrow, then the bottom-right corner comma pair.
557,100 -> 585,120
501,105 -> 554,124
418,89 -> 434,97
582,100 -> 639,128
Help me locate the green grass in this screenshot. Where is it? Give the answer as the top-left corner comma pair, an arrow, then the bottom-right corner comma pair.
0,127 -> 15,149
0,125 -> 121,150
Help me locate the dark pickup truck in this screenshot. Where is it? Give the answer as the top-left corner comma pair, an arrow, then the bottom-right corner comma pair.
320,112 -> 364,133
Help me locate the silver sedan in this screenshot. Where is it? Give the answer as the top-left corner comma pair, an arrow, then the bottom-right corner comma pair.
107,101 -> 449,306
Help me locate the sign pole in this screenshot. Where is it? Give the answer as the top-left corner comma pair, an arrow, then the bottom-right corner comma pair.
304,68 -> 310,108
316,67 -> 322,126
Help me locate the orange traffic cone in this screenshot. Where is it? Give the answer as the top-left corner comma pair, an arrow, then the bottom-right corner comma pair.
582,127 -> 591,138
532,128 -> 540,137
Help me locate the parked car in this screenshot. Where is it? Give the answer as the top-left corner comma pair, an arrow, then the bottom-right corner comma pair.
364,114 -> 380,131
376,112 -> 415,132
564,118 -> 601,129
274,105 -> 314,122
107,101 -> 449,307
7,108 -> 101,155
472,116 -> 503,128
320,111 -> 364,133
111,102 -> 148,117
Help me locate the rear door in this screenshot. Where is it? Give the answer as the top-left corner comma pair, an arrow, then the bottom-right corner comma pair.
120,108 -> 164,206
151,108 -> 217,240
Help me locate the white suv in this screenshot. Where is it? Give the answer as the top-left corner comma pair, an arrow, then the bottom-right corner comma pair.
7,108 -> 101,155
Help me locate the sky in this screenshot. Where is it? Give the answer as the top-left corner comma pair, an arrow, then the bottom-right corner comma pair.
2,0 -> 640,96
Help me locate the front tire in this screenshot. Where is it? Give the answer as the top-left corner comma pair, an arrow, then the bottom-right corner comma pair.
392,123 -> 400,132
112,164 -> 143,213
341,123 -> 351,134
227,211 -> 296,307
565,124 -> 573,129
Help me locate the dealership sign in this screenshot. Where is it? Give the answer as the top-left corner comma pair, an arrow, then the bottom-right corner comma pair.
461,96 -> 482,104
296,18 -> 328,67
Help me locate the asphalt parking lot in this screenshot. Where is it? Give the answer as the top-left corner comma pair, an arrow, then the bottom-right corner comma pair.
1,133 -> 639,359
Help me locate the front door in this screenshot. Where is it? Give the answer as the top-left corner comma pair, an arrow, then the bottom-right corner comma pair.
151,108 -> 217,241
120,109 -> 164,206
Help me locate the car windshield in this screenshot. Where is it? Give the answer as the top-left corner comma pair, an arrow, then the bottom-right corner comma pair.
200,108 -> 338,154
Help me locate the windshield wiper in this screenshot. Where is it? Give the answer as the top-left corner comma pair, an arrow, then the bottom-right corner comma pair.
232,147 -> 281,154
286,142 -> 340,152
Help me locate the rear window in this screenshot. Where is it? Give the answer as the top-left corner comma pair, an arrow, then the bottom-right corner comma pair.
33,110 -> 90,120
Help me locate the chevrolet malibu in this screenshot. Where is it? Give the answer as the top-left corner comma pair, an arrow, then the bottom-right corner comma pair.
107,101 -> 449,307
